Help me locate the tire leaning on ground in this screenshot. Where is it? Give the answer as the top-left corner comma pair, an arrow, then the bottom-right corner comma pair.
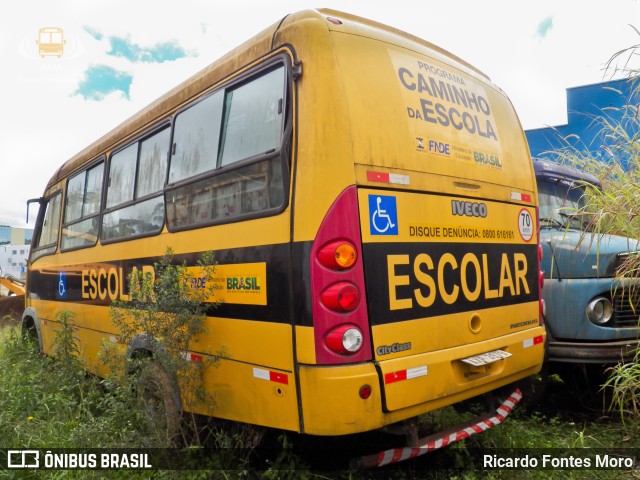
135,360 -> 183,445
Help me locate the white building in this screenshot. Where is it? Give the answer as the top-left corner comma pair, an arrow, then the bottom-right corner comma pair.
0,225 -> 33,281
0,244 -> 30,281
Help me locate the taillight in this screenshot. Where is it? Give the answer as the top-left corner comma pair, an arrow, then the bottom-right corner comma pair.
318,241 -> 357,270
321,282 -> 360,312
326,325 -> 364,354
310,186 -> 372,364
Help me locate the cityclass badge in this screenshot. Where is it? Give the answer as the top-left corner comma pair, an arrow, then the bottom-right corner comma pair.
376,342 -> 412,356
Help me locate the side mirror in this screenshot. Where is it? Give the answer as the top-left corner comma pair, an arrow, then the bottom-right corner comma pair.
26,197 -> 43,224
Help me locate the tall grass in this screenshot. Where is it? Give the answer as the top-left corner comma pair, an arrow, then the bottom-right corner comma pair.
541,37 -> 640,425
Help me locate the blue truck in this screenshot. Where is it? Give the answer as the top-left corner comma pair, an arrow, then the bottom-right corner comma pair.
535,158 -> 640,365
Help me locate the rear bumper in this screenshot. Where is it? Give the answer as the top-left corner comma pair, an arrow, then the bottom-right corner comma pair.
298,326 -> 545,435
548,338 -> 639,364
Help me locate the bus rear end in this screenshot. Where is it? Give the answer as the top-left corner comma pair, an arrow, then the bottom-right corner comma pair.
291,10 -> 545,438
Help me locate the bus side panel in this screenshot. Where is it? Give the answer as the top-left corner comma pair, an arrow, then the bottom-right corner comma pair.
26,232 -> 301,431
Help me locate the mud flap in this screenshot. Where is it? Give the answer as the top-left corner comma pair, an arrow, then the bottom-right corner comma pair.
350,388 -> 522,469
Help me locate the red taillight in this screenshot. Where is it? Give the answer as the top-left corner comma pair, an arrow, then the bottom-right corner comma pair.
321,282 -> 360,312
318,241 -> 357,270
310,186 -> 372,364
325,325 -> 364,354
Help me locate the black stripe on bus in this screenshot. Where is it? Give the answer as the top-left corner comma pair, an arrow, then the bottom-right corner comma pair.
28,244 -> 299,325
362,242 -> 539,325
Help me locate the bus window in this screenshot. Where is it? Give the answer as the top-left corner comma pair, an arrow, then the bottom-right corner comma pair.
62,162 -> 104,250
167,157 -> 284,229
166,65 -> 287,230
106,144 -> 137,209
102,127 -> 170,242
138,132 -> 170,197
169,91 -> 224,184
220,66 -> 285,166
32,193 -> 62,260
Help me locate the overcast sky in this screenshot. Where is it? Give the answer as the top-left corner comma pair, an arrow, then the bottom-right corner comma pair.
1,0 -> 639,229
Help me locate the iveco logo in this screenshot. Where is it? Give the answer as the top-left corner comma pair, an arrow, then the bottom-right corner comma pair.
451,200 -> 487,218
376,342 -> 412,356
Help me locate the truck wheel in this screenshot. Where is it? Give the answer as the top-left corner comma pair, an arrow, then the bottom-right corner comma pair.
136,360 -> 182,445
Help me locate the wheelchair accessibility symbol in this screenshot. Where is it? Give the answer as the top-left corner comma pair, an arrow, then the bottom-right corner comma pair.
57,271 -> 67,299
368,195 -> 398,236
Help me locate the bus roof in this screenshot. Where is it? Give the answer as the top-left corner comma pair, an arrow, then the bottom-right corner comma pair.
47,9 -> 493,189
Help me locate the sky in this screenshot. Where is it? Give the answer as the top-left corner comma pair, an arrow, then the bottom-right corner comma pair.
1,0 -> 639,229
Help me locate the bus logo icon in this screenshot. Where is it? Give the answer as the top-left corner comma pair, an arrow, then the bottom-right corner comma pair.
369,195 -> 398,235
37,27 -> 65,57
7,450 -> 40,468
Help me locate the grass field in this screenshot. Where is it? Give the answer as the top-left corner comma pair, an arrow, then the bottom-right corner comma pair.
0,319 -> 638,479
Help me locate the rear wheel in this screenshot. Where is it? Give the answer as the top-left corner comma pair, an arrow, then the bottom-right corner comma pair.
21,317 -> 41,353
135,360 -> 182,445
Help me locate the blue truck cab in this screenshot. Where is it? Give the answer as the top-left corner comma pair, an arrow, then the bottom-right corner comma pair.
535,158 -> 640,364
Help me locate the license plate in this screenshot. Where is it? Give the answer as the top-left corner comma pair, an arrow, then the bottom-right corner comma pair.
461,350 -> 512,367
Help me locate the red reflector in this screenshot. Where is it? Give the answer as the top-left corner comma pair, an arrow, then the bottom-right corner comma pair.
270,372 -> 289,385
367,171 -> 390,183
524,335 -> 545,348
385,370 -> 407,384
522,193 -> 532,202
359,385 -> 372,399
253,367 -> 289,385
321,282 -> 360,312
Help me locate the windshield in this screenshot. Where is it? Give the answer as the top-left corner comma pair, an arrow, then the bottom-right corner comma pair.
538,179 -> 591,230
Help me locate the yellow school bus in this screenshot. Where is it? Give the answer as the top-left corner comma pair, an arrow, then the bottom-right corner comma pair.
24,9 -> 545,462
